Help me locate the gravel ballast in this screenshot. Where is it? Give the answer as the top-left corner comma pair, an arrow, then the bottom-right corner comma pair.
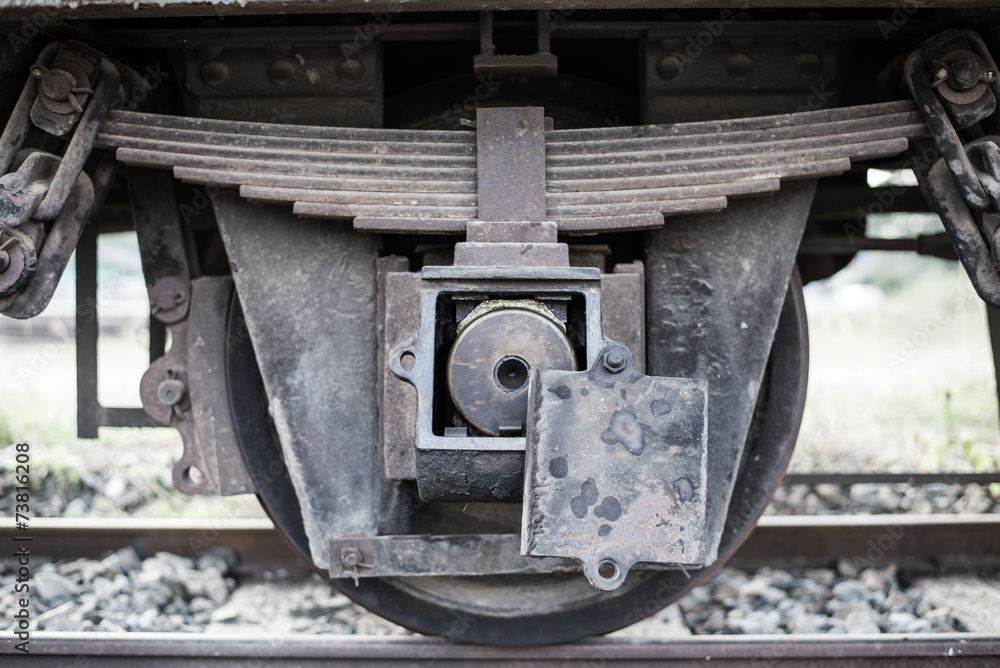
3,545 -> 989,637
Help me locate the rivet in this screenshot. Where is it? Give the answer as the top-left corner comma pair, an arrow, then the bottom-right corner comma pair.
268,59 -> 297,86
656,55 -> 682,81
200,61 -> 229,87
726,53 -> 754,81
337,58 -> 365,83
795,53 -> 823,80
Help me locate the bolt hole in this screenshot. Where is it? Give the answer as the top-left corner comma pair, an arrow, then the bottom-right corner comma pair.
494,356 -> 530,392
598,560 -> 618,580
183,466 -> 203,487
400,351 -> 416,371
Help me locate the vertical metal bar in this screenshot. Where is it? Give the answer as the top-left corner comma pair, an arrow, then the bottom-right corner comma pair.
476,107 -> 547,222
75,220 -> 100,439
538,11 -> 552,54
986,304 -> 1000,426
479,11 -> 495,56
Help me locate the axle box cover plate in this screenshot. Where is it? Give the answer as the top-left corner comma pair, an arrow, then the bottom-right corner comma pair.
522,344 -> 709,590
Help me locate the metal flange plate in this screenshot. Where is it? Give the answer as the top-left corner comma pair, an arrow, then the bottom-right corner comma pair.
521,343 -> 709,590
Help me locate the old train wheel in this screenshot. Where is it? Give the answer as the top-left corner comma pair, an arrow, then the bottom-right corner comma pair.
225,265 -> 808,645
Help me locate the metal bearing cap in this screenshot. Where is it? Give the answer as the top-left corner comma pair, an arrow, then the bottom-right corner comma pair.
447,300 -> 576,436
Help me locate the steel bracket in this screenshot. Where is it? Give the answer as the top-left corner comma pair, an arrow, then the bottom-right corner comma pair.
140,277 -> 256,497
473,11 -> 558,79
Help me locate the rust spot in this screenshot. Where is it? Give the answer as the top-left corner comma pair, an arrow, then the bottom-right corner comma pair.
651,399 -> 672,416
548,456 -> 568,478
600,409 -> 645,455
549,385 -> 572,400
570,478 -> 599,518
593,496 -> 622,521
673,477 -> 694,502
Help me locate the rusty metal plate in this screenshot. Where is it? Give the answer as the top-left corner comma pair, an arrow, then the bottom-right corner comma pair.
476,106 -> 546,222
522,343 -> 708,591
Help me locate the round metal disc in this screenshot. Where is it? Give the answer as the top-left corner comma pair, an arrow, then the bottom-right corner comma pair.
447,307 -> 576,436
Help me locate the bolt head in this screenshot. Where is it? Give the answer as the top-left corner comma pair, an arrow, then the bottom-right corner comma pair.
41,69 -> 76,101
156,378 -> 186,407
340,547 -> 362,568
951,59 -> 983,91
603,349 -> 627,373
154,289 -> 184,312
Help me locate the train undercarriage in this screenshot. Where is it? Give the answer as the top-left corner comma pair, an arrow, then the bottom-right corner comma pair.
1,1 -> 998,644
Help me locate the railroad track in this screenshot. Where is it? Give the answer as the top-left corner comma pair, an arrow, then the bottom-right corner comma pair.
2,514 -> 999,577
2,514 -> 998,665
0,633 -> 998,666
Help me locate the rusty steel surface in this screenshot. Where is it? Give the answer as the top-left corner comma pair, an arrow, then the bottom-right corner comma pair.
328,534 -> 579,580
2,632 -> 999,666
476,106 -> 546,222
523,343 -> 709,590
211,191 -> 382,571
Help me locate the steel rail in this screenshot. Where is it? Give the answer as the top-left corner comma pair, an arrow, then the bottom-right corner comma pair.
1,632 -> 999,665
783,472 -> 1000,486
1,514 -> 998,578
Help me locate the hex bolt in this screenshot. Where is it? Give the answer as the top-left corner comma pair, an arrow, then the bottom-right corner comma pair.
156,378 -> 186,407
603,349 -> 627,374
340,547 -> 363,568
